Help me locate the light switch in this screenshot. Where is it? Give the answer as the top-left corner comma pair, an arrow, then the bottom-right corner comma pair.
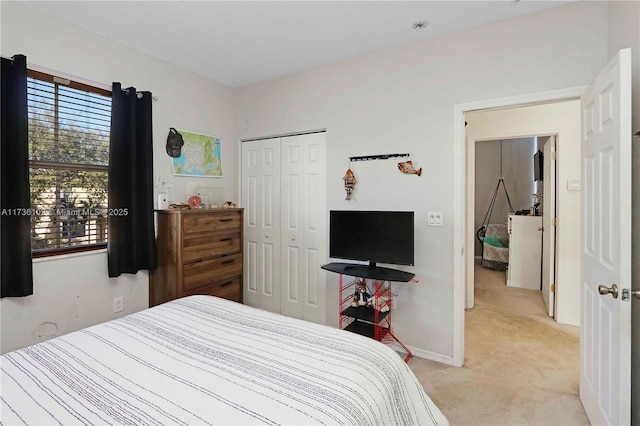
567,179 -> 581,191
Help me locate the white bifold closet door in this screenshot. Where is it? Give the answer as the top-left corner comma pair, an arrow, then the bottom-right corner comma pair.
241,132 -> 326,325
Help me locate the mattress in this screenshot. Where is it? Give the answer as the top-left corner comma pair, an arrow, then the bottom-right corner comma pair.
1,295 -> 448,425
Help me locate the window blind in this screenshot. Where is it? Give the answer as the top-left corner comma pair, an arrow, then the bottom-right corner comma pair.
27,70 -> 112,255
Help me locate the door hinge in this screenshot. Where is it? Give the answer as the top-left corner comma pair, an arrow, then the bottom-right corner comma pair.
551,283 -> 555,293
552,151 -> 557,160
552,218 -> 557,226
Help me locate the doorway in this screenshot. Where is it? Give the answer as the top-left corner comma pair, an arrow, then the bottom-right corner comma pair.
472,135 -> 555,307
473,136 -> 538,263
464,101 -> 581,327
452,88 -> 584,367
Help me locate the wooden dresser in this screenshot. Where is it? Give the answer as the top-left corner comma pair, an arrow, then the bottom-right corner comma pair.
150,208 -> 243,307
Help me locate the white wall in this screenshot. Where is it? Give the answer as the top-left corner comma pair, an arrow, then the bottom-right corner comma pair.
606,1 -> 640,422
0,1 -> 235,353
1,251 -> 148,353
234,2 -> 607,360
466,100 -> 581,326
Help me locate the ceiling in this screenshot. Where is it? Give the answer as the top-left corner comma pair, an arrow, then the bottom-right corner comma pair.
18,1 -> 576,88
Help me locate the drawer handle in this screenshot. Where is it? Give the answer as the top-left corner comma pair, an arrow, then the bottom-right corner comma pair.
220,281 -> 234,287
219,237 -> 233,242
220,219 -> 233,222
221,259 -> 235,265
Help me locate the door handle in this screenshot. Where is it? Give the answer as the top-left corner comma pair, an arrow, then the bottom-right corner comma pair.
538,226 -> 544,232
632,290 -> 640,299
598,283 -> 618,299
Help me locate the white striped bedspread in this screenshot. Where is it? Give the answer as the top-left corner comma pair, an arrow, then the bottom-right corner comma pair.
1,295 -> 448,426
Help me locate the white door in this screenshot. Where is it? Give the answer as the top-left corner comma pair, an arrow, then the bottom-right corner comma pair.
242,138 -> 282,313
580,48 -> 631,425
242,133 -> 327,324
280,133 -> 327,323
541,136 -> 556,317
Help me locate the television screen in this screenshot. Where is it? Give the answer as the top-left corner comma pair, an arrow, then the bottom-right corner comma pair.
534,150 -> 543,182
329,210 -> 414,267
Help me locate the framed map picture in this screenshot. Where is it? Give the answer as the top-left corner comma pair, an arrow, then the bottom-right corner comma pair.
172,130 -> 223,177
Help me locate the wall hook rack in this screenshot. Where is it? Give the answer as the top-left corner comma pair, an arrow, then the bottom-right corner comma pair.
349,153 -> 410,162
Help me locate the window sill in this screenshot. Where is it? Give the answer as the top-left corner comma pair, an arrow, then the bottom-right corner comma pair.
32,248 -> 107,264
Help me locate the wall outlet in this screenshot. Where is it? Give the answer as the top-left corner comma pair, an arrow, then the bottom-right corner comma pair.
427,212 -> 443,227
113,296 -> 124,313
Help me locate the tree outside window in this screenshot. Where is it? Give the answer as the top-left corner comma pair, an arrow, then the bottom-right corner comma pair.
27,71 -> 111,256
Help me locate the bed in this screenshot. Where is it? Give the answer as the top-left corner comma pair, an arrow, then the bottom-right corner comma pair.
1,295 -> 448,425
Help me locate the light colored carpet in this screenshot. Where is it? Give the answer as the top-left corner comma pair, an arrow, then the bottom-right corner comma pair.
409,264 -> 590,425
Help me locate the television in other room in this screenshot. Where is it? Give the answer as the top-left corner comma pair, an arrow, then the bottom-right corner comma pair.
534,149 -> 544,182
329,210 -> 414,267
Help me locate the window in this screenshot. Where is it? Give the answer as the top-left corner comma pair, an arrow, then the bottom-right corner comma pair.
27,70 -> 111,256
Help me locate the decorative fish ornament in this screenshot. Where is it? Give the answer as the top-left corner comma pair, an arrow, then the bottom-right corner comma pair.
397,160 -> 422,176
343,168 -> 357,200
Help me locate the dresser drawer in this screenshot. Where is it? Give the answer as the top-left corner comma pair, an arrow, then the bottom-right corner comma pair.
183,253 -> 242,292
183,276 -> 241,303
183,212 -> 240,234
183,231 -> 241,263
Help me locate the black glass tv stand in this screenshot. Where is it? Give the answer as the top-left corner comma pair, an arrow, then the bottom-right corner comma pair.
321,262 -> 415,362
321,262 -> 415,282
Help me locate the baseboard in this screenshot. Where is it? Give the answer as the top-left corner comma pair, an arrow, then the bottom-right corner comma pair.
405,345 -> 455,366
556,316 -> 580,327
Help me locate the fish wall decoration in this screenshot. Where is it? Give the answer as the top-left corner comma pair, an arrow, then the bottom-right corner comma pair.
398,160 -> 422,176
343,168 -> 357,200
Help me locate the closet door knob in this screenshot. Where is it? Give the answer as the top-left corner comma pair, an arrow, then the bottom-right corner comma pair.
291,236 -> 296,241
265,234 -> 270,239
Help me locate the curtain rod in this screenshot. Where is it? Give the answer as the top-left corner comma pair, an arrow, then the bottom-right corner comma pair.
124,87 -> 158,101
4,57 -> 159,101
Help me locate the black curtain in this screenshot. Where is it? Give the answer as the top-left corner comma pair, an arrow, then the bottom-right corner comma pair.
1,54 -> 33,298
107,83 -> 156,277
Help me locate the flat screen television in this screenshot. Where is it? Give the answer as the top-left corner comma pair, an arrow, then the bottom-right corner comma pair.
329,210 -> 414,267
534,149 -> 543,182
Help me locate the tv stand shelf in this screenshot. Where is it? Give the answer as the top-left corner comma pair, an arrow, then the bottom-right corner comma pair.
341,306 -> 390,324
321,262 -> 415,282
322,262 -> 414,362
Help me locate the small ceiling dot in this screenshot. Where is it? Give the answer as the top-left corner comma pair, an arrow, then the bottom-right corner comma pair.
412,20 -> 429,30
